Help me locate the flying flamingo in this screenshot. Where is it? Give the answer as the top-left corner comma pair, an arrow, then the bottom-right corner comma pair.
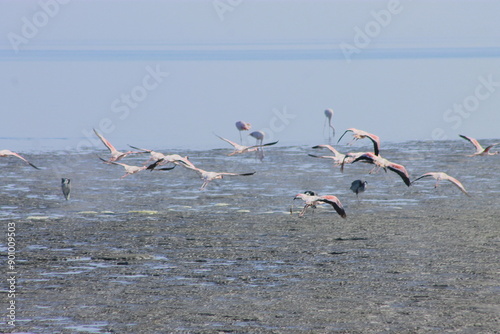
458,134 -> 499,156
215,134 -> 278,160
94,129 -> 143,162
311,149 -> 361,173
181,164 -> 255,190
323,109 -> 335,139
337,128 -> 381,156
350,180 -> 367,200
308,144 -> 347,167
339,151 -> 373,172
350,152 -> 411,186
128,145 -> 194,168
145,153 -> 195,171
308,153 -> 346,167
235,121 -> 251,142
410,172 -> 471,197
293,192 -> 347,218
0,149 -> 40,169
312,144 -> 344,156
128,145 -> 167,164
99,156 -> 174,178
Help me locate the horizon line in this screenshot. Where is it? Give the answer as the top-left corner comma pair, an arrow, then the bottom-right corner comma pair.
1,46 -> 499,62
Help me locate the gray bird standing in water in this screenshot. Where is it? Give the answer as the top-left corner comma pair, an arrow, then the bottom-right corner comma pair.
61,178 -> 71,200
350,180 -> 367,200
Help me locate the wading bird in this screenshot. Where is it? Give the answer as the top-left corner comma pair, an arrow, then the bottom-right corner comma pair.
181,164 -> 255,190
61,178 -> 71,200
235,121 -> 251,142
0,149 -> 40,169
215,134 -> 278,160
411,172 -> 471,196
350,180 -> 367,200
459,134 -> 499,156
337,128 -> 381,156
94,129 -> 143,162
324,109 -> 335,139
293,192 -> 347,218
99,156 -> 173,178
250,130 -> 265,146
350,152 -> 411,186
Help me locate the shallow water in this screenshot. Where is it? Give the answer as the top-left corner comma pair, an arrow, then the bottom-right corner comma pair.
1,139 -> 500,333
1,139 -> 499,219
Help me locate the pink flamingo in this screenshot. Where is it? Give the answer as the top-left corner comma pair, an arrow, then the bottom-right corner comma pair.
128,145 -> 167,164
350,152 -> 411,186
323,109 -> 335,139
128,145 -> 194,168
235,121 -> 251,142
146,154 -> 195,171
293,191 -> 346,218
411,172 -> 471,197
459,134 -> 499,156
338,128 -> 381,156
94,129 -> 143,162
308,144 -> 347,167
182,164 -> 255,190
98,156 -> 174,178
250,130 -> 265,146
0,149 -> 40,169
339,151 -> 373,172
215,134 -> 278,158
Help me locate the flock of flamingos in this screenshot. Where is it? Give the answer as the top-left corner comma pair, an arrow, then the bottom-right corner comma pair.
1,109 -> 498,218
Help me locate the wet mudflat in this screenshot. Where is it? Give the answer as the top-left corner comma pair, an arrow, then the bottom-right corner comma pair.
2,142 -> 500,333
8,200 -> 500,333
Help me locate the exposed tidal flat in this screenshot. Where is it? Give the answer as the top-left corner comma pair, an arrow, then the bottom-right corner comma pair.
1,140 -> 499,333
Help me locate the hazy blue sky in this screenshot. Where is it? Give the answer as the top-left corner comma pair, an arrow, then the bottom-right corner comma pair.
1,0 -> 500,151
